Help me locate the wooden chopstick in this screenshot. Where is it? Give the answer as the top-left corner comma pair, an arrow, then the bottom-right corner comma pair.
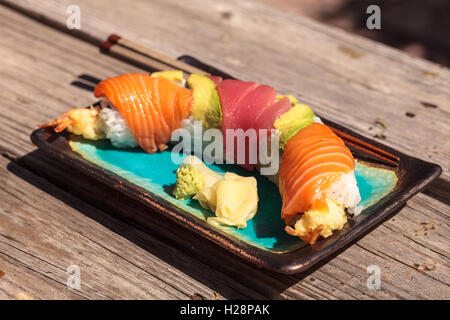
99,35 -> 399,167
330,127 -> 399,166
107,34 -> 207,75
100,41 -> 176,73
343,140 -> 399,166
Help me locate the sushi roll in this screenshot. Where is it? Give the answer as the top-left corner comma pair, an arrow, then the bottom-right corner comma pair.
279,122 -> 361,244
39,71 -> 361,244
40,72 -> 193,152
94,73 -> 193,153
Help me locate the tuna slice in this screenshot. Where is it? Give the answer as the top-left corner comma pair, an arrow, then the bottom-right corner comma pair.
254,97 -> 291,131
206,75 -> 223,86
217,80 -> 281,171
234,85 -> 277,129
216,79 -> 258,132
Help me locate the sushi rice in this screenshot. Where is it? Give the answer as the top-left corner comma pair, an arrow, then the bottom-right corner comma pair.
99,100 -> 138,148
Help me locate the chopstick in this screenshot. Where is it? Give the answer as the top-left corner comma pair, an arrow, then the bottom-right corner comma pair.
99,35 -> 399,167
330,127 -> 399,166
100,41 -> 173,73
107,34 -> 207,75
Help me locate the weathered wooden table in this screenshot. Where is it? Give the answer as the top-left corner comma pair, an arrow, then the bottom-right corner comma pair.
0,0 -> 448,300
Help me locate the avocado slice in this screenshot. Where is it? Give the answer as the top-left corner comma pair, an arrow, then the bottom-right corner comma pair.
151,70 -> 184,84
187,74 -> 222,129
274,104 -> 315,148
276,94 -> 298,106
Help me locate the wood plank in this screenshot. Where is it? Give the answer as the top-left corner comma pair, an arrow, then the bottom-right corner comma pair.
0,4 -> 448,299
1,156 -> 224,300
0,252 -> 86,300
3,0 -> 449,184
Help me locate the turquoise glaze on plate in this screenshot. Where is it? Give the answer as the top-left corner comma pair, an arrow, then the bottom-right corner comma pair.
70,139 -> 397,253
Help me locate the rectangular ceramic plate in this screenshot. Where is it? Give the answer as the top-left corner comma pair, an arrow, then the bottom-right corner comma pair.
30,58 -> 442,274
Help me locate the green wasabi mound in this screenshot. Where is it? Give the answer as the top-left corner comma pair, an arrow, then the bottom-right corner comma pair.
187,74 -> 222,129
173,155 -> 223,200
274,104 -> 315,148
173,165 -> 205,200
173,156 -> 260,229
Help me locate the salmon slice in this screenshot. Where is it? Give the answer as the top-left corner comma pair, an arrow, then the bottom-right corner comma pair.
94,74 -> 193,153
279,123 -> 355,223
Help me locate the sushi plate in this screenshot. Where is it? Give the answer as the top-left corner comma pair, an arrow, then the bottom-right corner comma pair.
30,60 -> 441,274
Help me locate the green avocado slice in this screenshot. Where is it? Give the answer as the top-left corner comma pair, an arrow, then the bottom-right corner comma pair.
187,74 -> 222,129
274,104 -> 315,148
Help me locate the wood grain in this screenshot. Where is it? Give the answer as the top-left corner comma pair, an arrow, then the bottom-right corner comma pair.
0,2 -> 448,299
